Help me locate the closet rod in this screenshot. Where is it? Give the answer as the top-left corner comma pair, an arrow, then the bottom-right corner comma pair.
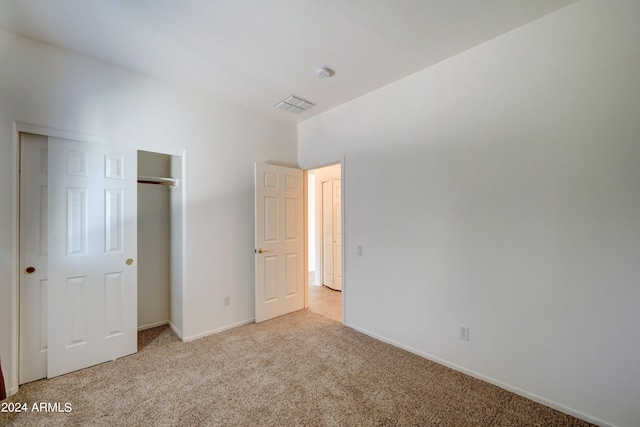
137,176 -> 176,187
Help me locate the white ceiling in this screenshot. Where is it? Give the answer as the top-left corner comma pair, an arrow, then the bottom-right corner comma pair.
0,0 -> 577,123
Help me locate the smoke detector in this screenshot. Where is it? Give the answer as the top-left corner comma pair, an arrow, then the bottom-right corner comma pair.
274,95 -> 316,114
315,66 -> 334,79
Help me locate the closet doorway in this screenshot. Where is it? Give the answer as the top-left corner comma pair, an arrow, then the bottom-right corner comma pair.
18,132 -> 185,384
137,150 -> 184,333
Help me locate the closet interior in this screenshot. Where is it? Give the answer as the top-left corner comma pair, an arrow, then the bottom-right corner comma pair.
137,150 -> 183,335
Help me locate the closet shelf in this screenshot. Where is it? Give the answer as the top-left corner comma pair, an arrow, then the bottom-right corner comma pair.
137,176 -> 176,187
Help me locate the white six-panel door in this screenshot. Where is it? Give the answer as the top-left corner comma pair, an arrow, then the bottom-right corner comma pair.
254,163 -> 304,323
322,178 -> 342,291
332,179 -> 342,291
47,136 -> 138,378
322,181 -> 334,288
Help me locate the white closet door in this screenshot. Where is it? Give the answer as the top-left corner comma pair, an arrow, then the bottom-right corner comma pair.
322,180 -> 334,288
322,178 -> 342,291
47,137 -> 138,378
19,134 -> 49,384
332,179 -> 342,291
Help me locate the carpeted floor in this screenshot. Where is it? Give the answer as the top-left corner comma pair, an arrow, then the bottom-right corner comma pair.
1,310 -> 593,426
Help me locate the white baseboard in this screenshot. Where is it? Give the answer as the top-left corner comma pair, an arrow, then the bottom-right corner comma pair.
137,320 -> 169,331
344,322 -> 612,427
137,320 -> 184,341
182,318 -> 255,342
168,321 -> 183,341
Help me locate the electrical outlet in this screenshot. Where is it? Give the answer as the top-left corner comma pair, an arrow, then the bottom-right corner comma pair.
459,326 -> 470,341
224,296 -> 231,306
357,245 -> 363,255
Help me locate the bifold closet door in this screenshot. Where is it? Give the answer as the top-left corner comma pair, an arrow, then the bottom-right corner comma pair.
322,178 -> 342,291
47,136 -> 138,378
19,134 -> 49,384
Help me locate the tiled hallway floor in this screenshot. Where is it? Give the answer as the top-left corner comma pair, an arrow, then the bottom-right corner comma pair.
308,284 -> 341,322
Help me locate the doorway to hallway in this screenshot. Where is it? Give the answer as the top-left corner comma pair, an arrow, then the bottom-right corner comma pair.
307,283 -> 341,322
307,163 -> 342,322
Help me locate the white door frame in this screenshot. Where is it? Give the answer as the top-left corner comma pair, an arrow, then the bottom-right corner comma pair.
12,121 -> 187,389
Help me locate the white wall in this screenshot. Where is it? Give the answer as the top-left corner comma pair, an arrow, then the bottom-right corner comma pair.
170,155 -> 185,336
0,31 -> 297,394
298,1 -> 640,426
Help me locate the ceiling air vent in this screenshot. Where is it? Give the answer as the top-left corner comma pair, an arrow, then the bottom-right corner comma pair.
274,95 -> 316,114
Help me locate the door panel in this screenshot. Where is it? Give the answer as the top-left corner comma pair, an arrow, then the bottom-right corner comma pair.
19,134 -> 49,384
322,181 -> 333,287
333,179 -> 342,291
285,253 -> 299,296
255,163 -> 304,322
47,137 -> 137,378
322,178 -> 342,291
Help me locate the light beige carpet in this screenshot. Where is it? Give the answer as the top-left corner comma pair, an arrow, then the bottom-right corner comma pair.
1,310 -> 593,426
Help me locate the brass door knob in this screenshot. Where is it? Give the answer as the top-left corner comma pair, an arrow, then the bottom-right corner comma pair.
126,258 -> 134,265
256,248 -> 272,254
25,266 -> 36,274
